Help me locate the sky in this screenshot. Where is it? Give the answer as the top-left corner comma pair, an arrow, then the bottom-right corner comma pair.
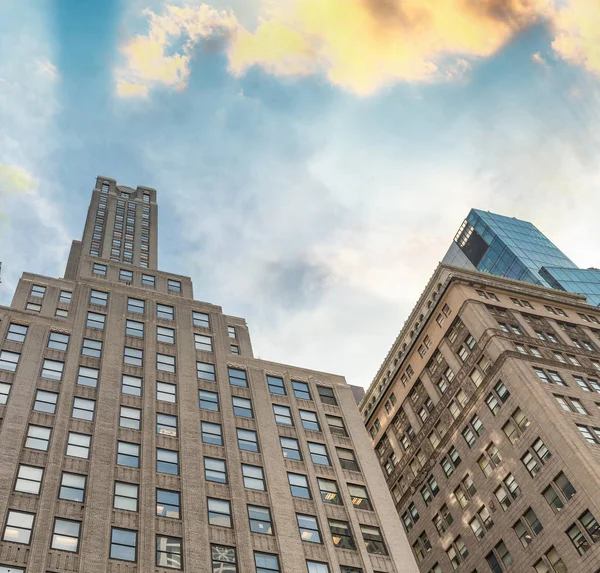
1,0 -> 600,389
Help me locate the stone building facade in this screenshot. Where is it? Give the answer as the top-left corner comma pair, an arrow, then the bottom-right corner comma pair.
360,265 -> 600,573
0,177 -> 417,573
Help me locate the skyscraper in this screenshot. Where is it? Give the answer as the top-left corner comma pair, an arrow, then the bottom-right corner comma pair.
442,209 -> 600,306
0,176 -> 416,573
359,264 -> 600,573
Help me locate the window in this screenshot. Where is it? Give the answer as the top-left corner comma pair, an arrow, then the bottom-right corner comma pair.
300,410 -> 320,431
157,489 -> 180,519
0,350 -> 20,372
513,507 -> 542,547
81,338 -> 102,358
349,483 -> 372,510
55,308 -> 69,318
193,333 -> 212,351
114,482 -> 139,512
280,436 -> 301,460
124,347 -> 143,367
205,458 -> 227,484
208,498 -> 232,528
72,397 -> 95,421
117,442 -> 140,468
230,344 -> 240,354
67,432 -> 91,458
441,446 -> 461,477
3,511 -> 34,544
337,448 -> 359,472
92,263 -> 107,276
7,323 -> 28,343
249,505 -> 273,535
86,311 -> 105,329
297,514 -> 321,543
502,408 -> 530,443
41,359 -> 64,380
0,382 -> 9,405
233,396 -> 253,418
33,389 -> 58,413
202,422 -> 223,445
26,425 -> 51,450
361,525 -> 387,555
326,415 -> 348,436
273,404 -> 292,425
288,473 -> 311,499
486,540 -> 512,572
59,290 -> 72,303
197,361 -> 216,381
157,448 -> 179,475
317,385 -> 337,405
199,389 -> 219,411
211,545 -> 237,572
242,465 -> 266,490
264,375 -> 286,395
89,289 -> 108,306
157,304 -> 174,320
156,381 -> 176,403
168,279 -> 181,292
45,332 -> 69,354
494,474 -> 520,510
254,552 -> 280,573
534,547 -> 567,573
122,374 -> 142,395
119,269 -> 133,282
155,413 -> 177,437
157,326 -> 175,344
227,326 -> 236,338
293,380 -> 311,400
141,273 -> 155,286
329,519 -> 355,550
26,302 -> 41,312
454,474 -> 477,508
228,367 -> 248,387
433,505 -> 454,536
237,428 -> 259,452
30,284 -> 46,298
192,311 -> 210,328
59,472 -> 86,502
14,465 -> 43,494
421,475 -> 440,506
109,528 -> 137,562
125,319 -> 144,338
157,353 -> 175,373
315,478 -> 340,505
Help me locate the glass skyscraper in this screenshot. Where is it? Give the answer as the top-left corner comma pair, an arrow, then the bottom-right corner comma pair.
443,209 -> 600,306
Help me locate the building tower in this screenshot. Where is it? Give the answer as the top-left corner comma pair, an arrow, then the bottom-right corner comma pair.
0,177 -> 417,573
360,264 -> 600,573
442,209 -> 600,306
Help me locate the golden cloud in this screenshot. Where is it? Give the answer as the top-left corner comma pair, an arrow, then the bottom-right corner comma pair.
0,164 -> 37,195
115,0 -> 600,97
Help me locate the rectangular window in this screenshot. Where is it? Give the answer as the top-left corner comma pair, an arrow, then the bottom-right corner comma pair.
168,279 -> 181,292
201,422 -> 223,445
326,415 -> 348,436
267,375 -> 286,395
337,447 -> 360,472
26,302 -> 42,312
14,464 -> 43,494
126,320 -> 144,337
33,390 -> 58,413
237,428 -> 259,452
157,381 -> 176,403
157,489 -> 180,519
199,389 -> 219,411
119,406 -> 141,430
254,553 -> 280,573
81,338 -> 102,358
86,311 -> 106,329
59,290 -> 72,303
192,311 -> 210,328
93,263 -> 107,276
26,425 -> 51,450
0,350 -> 20,372
124,347 -> 143,366
211,545 -> 237,571
208,498 -> 232,528
308,442 -> 330,466
227,326 -> 236,338
41,359 -> 64,380
242,464 -> 266,490
157,326 -> 175,344
205,457 -> 227,484
288,473 -> 311,499
297,514 -> 321,543
55,308 -> 69,318
157,448 -> 179,475
197,361 -> 216,381
114,482 -> 139,512
122,374 -> 142,396
117,442 -> 140,468
7,323 -> 28,343
348,483 -> 372,510
317,385 -> 337,405
66,432 -> 91,458
157,353 -> 176,373
119,269 -> 133,282
248,505 -> 273,535
3,511 -> 35,544
141,274 -> 155,286
228,367 -> 248,387
110,527 -> 137,562
233,396 -> 253,417
48,331 -> 69,351
318,478 -> 341,505
30,284 -> 46,298
194,333 -> 212,351
59,472 -> 86,502
292,380 -> 311,400
157,304 -> 174,320
90,289 -> 108,306
300,410 -> 320,431
360,525 -> 387,555
72,397 -> 95,421
273,404 -> 293,425
281,436 -> 301,460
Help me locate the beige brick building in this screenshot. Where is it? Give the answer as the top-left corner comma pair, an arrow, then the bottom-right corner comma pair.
0,177 -> 417,573
360,265 -> 600,573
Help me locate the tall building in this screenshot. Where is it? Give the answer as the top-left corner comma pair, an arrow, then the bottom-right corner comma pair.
442,209 -> 600,306
360,264 -> 600,573
0,176 -> 416,573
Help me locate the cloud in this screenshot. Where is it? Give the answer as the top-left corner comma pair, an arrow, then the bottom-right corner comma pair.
116,0 -> 600,97
532,51 -> 548,66
0,164 -> 37,195
36,59 -> 59,80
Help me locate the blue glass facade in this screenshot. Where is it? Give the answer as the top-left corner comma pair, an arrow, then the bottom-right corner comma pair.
444,209 -> 600,306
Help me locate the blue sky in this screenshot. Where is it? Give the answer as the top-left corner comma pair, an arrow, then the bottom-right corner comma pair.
1,0 -> 600,387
